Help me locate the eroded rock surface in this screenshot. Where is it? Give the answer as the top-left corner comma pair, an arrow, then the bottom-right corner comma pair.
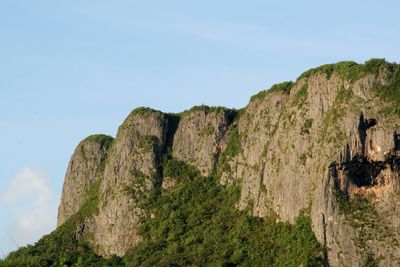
57,60 -> 400,265
172,106 -> 234,176
92,108 -> 167,256
57,135 -> 113,226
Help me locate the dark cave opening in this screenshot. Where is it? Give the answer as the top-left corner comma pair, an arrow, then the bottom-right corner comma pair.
342,156 -> 385,187
365,118 -> 378,129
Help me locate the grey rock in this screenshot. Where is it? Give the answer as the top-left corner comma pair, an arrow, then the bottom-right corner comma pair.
172,106 -> 233,176
57,135 -> 113,226
57,61 -> 400,265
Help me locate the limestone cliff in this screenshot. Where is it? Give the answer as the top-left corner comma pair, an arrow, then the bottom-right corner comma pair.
57,59 -> 400,266
92,108 -> 167,256
58,134 -> 113,226
172,106 -> 235,176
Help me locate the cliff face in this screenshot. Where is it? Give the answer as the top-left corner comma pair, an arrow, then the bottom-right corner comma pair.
172,107 -> 235,176
92,109 -> 167,256
58,135 -> 113,226
57,59 -> 400,266
221,68 -> 400,266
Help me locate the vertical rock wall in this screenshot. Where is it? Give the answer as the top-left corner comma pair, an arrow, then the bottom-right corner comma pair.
57,135 -> 113,226
172,106 -> 234,176
92,109 -> 167,256
57,61 -> 400,265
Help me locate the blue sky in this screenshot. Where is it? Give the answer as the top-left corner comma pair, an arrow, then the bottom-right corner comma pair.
1,0 -> 400,256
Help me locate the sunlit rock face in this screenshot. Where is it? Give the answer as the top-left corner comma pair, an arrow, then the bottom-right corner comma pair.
58,135 -> 113,226
58,60 -> 400,265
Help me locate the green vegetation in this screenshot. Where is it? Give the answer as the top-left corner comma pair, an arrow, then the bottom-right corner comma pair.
7,58 -> 400,266
371,63 -> 400,116
298,58 -> 391,82
131,170 -> 149,185
138,135 -> 158,153
301,118 -> 313,135
181,105 -> 227,117
223,126 -> 242,159
0,220 -> 110,267
123,170 -> 152,204
321,87 -> 353,142
76,181 -> 101,219
162,155 -> 200,184
292,82 -> 308,108
336,193 -> 378,227
217,124 -> 242,176
250,81 -> 294,102
201,123 -> 215,136
299,153 -> 308,165
125,158 -> 326,267
79,134 -> 114,163
362,252 -> 379,267
335,189 -> 393,254
118,107 -> 162,133
82,134 -> 114,149
130,107 -> 160,116
1,156 -> 326,267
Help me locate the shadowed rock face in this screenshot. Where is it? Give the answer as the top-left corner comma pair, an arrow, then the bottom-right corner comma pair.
58,60 -> 400,265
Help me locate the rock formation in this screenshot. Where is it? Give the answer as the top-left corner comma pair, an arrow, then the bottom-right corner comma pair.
58,134 -> 113,226
56,59 -> 400,266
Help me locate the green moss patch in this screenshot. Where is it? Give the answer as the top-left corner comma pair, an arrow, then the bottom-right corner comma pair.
372,63 -> 400,116
250,81 -> 294,102
298,58 -> 391,82
81,134 -> 114,149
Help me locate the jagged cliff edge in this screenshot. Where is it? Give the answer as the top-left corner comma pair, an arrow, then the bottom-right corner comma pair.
58,59 -> 400,266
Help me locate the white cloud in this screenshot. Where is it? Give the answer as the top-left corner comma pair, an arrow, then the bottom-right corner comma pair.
0,167 -> 57,256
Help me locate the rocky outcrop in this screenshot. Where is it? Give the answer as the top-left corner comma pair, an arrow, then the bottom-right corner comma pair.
57,135 -> 113,226
57,59 -> 400,265
57,108 -> 168,257
217,61 -> 400,266
92,108 -> 167,256
313,117 -> 400,265
172,106 -> 234,176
